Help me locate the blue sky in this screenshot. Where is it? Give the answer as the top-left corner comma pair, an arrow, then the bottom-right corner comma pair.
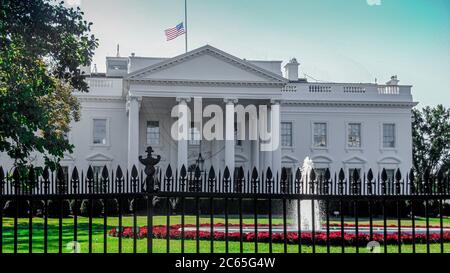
73,0 -> 449,106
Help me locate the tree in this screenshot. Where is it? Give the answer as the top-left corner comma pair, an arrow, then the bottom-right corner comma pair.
412,105 -> 450,176
0,0 -> 97,169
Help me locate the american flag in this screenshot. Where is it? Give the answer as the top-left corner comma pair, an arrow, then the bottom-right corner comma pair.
165,22 -> 185,41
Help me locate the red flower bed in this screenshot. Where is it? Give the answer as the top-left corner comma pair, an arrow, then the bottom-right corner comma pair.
327,223 -> 443,229
109,223 -> 450,246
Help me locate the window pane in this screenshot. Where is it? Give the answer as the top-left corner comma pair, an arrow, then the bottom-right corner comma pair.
348,123 -> 361,147
93,119 -> 107,144
281,122 -> 293,147
147,121 -> 160,145
383,124 -> 395,148
313,123 -> 327,147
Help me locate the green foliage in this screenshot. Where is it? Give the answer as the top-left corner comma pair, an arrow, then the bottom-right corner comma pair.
412,105 -> 450,176
0,0 -> 98,169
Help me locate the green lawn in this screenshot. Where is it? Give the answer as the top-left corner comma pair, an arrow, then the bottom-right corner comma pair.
1,215 -> 449,253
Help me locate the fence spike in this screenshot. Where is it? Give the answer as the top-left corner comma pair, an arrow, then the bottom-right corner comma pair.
381,168 -> 388,182
42,166 -> 49,180
72,167 -> 79,180
208,166 -> 216,179
101,165 -> 109,179
338,168 -> 345,181
310,168 -> 316,181
116,166 -> 123,179
325,168 -> 331,180
238,166 -> 244,179
295,168 -> 301,181
166,164 -> 173,178
194,165 -> 201,178
87,166 -> 94,180
180,165 -> 187,178
266,167 -> 273,180
131,165 -> 138,178
251,167 -> 259,180
223,167 -> 230,180
395,169 -> 402,181
367,169 -> 373,182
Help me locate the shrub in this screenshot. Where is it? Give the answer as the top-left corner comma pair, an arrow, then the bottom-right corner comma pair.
104,199 -> 119,216
79,199 -> 103,217
31,200 -> 45,217
2,200 -> 30,217
130,198 -> 147,215
70,199 -> 81,216
47,200 -> 71,218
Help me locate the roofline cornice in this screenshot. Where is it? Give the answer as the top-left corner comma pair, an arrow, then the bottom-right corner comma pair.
127,78 -> 286,88
282,100 -> 418,108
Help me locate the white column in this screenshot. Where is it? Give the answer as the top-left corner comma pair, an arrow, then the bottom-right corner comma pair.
224,98 -> 237,173
271,100 -> 282,179
250,112 -> 259,170
176,97 -> 190,172
127,95 -> 141,170
264,105 -> 272,171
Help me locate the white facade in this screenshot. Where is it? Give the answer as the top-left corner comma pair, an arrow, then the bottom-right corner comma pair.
0,45 -> 416,180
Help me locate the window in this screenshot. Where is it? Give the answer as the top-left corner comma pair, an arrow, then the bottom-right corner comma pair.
93,119 -> 107,145
349,168 -> 362,182
313,123 -> 327,147
383,123 -> 396,148
348,123 -> 361,148
146,121 -> 160,145
189,122 -> 201,145
281,122 -> 293,147
234,123 -> 242,146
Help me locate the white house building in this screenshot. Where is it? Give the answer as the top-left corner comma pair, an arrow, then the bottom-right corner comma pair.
0,45 -> 416,181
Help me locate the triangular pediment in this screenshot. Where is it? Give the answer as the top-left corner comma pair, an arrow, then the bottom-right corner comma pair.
86,152 -> 113,162
378,156 -> 401,164
343,156 -> 367,164
282,155 -> 299,164
127,45 -> 287,84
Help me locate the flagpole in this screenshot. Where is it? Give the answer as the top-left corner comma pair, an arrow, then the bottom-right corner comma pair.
184,0 -> 188,53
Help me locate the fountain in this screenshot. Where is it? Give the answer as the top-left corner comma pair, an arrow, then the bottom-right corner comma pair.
290,157 -> 322,231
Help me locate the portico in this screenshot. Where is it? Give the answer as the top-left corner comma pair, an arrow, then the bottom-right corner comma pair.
124,45 -> 287,176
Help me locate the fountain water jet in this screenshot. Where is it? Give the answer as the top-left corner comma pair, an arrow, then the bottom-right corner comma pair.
290,157 -> 322,231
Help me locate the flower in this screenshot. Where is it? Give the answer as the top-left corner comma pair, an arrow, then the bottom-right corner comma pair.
108,223 -> 450,246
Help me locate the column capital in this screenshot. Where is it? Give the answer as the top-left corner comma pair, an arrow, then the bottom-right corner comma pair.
270,99 -> 282,105
176,96 -> 191,103
126,94 -> 142,113
224,98 -> 238,105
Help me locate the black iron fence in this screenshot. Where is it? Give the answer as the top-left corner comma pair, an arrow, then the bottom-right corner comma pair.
0,163 -> 449,254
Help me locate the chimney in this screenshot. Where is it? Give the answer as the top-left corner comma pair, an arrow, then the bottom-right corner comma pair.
386,75 -> 399,85
284,58 -> 299,81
